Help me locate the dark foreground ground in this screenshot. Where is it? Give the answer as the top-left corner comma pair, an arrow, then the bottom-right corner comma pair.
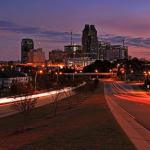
0,82 -> 135,150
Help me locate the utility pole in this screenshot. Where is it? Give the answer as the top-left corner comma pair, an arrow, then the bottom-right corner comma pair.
71,31 -> 75,59
122,38 -> 125,47
71,31 -> 73,46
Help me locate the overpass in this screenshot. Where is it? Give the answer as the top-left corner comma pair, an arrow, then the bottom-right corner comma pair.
63,72 -> 116,78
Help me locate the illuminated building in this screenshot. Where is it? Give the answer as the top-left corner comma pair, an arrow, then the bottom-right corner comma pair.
0,70 -> 30,89
21,39 -> 34,63
99,41 -> 128,61
65,57 -> 95,70
27,48 -> 45,66
98,41 -> 111,60
64,44 -> 82,53
49,50 -> 67,64
82,24 -> 98,58
64,44 -> 82,58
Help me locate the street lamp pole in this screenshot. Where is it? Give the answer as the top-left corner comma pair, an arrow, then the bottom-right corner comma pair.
95,69 -> 98,79
56,72 -> 58,82
125,72 -> 127,81
73,73 -> 75,82
34,70 -> 43,92
34,72 -> 37,92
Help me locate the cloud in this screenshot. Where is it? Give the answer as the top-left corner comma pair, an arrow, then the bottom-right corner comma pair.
0,20 -> 81,43
100,34 -> 150,49
0,20 -> 150,50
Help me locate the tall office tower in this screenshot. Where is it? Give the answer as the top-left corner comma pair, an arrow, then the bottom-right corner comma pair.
82,24 -> 90,54
82,24 -> 98,58
90,25 -> 99,56
21,39 -> 34,63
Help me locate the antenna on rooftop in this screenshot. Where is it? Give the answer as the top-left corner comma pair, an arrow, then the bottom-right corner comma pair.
70,30 -> 76,59
71,30 -> 73,46
122,38 -> 125,47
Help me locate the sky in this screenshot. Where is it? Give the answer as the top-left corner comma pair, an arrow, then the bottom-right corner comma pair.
0,0 -> 150,60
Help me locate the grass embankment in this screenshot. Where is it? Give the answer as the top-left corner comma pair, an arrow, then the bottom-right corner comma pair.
0,81 -> 135,150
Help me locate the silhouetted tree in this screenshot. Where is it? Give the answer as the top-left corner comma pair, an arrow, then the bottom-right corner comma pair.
12,96 -> 38,133
52,91 -> 62,116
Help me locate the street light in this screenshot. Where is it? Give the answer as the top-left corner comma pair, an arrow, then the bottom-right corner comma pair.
95,69 -> 99,79
109,69 -> 114,78
39,70 -> 43,74
59,72 -> 63,75
34,70 -> 43,92
130,70 -> 134,74
55,71 -> 63,82
117,64 -> 120,71
121,69 -> 126,81
144,71 -> 150,89
72,71 -> 77,82
95,69 -> 98,73
116,64 -> 120,75
55,72 -> 58,82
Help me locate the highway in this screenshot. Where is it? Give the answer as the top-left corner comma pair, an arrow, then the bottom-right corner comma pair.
0,82 -> 86,118
0,83 -> 84,118
1,80 -> 150,131
104,80 -> 150,130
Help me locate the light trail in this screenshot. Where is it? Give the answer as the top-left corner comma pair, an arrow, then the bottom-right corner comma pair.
0,88 -> 70,105
113,94 -> 150,105
112,81 -> 150,105
0,82 -> 86,105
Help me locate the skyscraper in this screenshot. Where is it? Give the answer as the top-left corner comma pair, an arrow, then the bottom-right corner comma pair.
82,24 -> 90,54
82,24 -> 98,58
21,39 -> 34,63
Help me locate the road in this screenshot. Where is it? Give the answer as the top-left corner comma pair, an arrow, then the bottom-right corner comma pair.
104,80 -> 150,130
0,87 -> 75,118
0,82 -> 86,118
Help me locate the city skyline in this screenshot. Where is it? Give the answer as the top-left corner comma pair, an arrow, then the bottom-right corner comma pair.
0,0 -> 150,60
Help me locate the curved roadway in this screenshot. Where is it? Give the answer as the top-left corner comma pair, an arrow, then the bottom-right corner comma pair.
104,80 -> 150,130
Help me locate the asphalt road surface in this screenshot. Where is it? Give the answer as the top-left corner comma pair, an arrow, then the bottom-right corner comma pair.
104,80 -> 150,130
0,88 -> 74,118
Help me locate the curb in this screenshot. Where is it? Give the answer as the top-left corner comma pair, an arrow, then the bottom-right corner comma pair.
104,83 -> 150,150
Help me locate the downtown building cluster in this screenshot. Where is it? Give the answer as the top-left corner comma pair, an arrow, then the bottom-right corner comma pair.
20,24 -> 128,69
82,24 -> 128,61
48,24 -> 128,69
21,39 -> 45,66
2,25 -> 150,94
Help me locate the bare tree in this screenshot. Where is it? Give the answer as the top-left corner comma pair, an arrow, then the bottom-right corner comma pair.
51,78 -> 72,116
51,77 -> 87,116
51,90 -> 62,116
12,97 -> 37,113
12,96 -> 38,133
51,87 -> 74,116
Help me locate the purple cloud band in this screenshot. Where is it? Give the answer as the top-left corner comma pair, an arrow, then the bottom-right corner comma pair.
0,20 -> 150,49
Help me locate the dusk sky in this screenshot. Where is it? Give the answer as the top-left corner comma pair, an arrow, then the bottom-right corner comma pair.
0,0 -> 150,60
